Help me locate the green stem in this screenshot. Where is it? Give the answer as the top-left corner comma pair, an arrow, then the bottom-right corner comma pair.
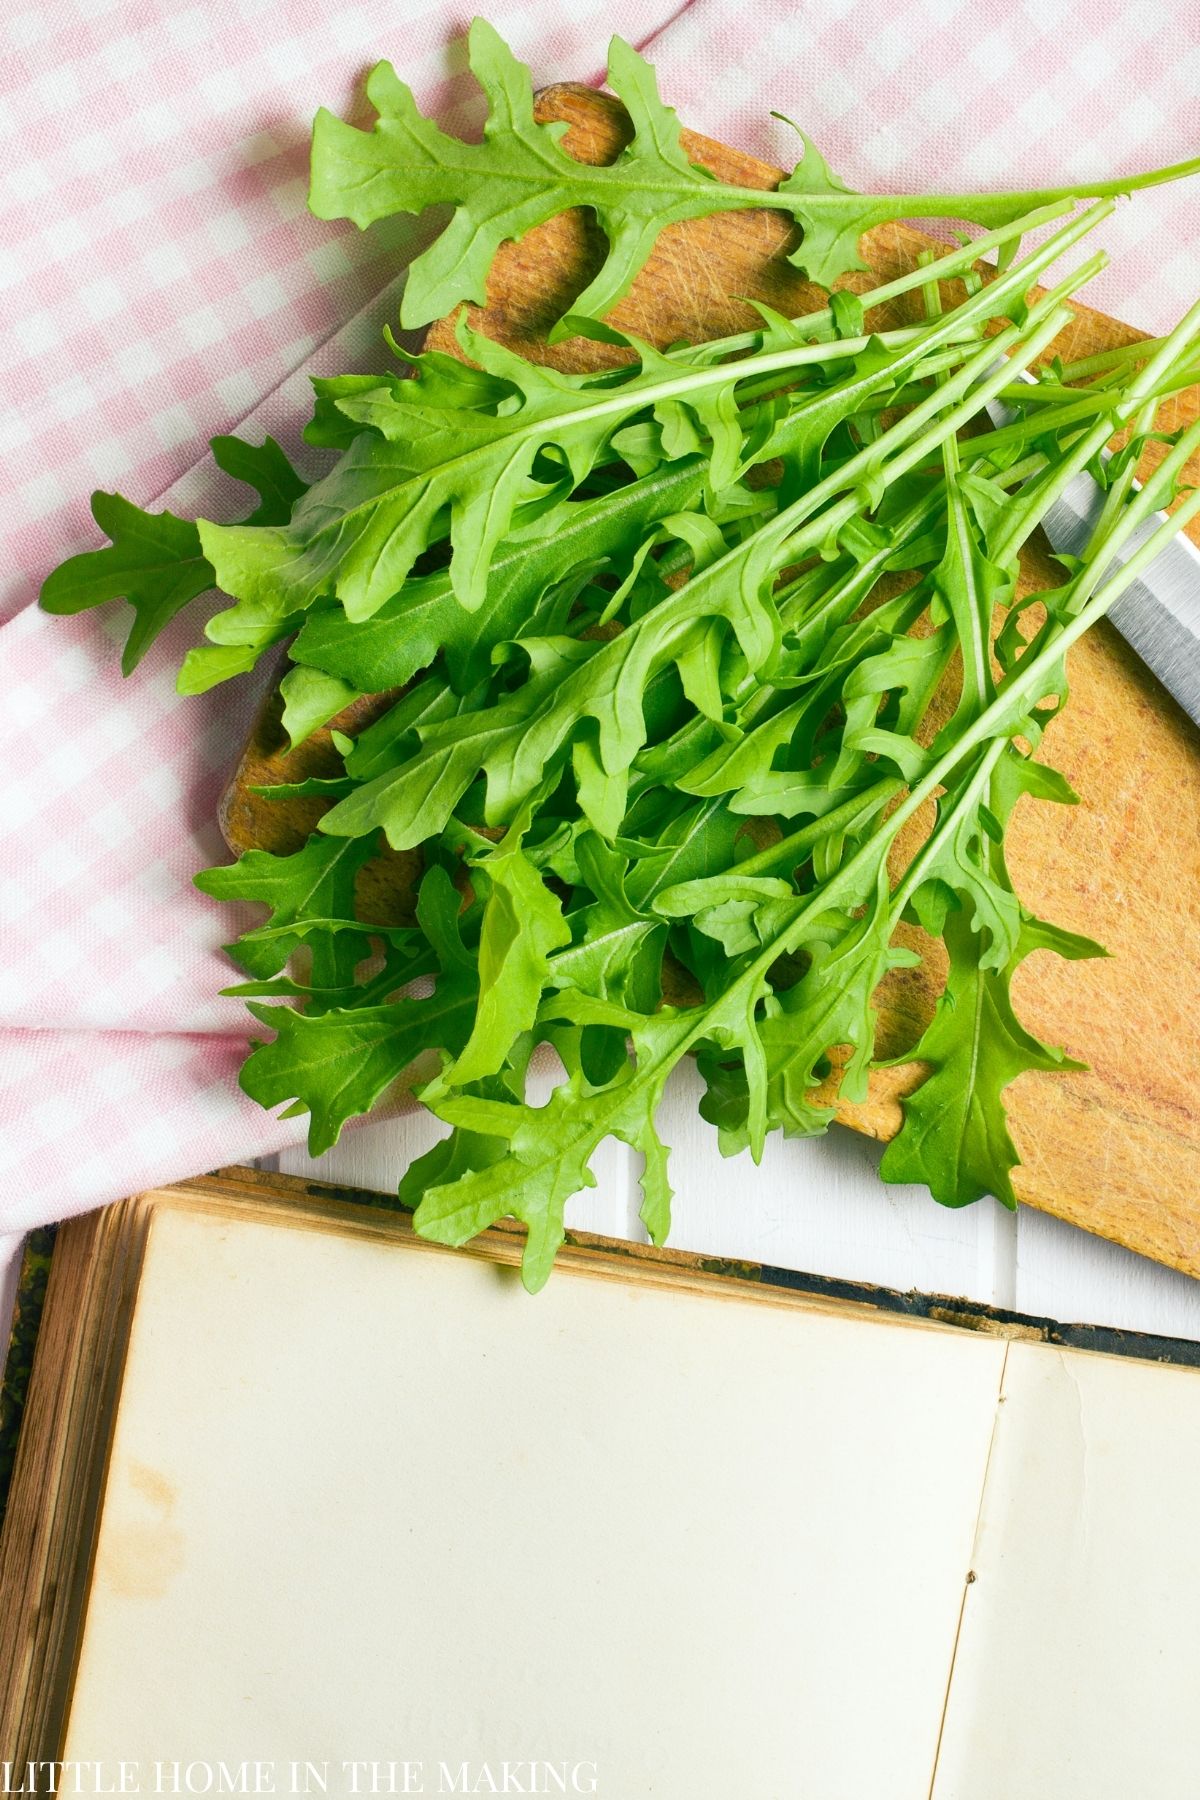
732,777 -> 905,877
889,739 -> 1007,921
667,200 -> 1082,362
731,153 -> 1200,220
771,295 -> 1079,574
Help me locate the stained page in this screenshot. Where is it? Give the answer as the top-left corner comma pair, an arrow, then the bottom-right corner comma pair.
932,1339 -> 1200,1798
62,1203 -> 1006,1798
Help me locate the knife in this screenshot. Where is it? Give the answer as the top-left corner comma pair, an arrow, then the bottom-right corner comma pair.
990,369 -> 1200,727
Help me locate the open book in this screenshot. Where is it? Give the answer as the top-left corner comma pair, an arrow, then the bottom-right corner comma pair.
2,1169 -> 1199,1798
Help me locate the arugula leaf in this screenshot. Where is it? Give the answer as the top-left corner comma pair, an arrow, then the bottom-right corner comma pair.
772,129 -> 1200,289
547,832 -> 667,1013
415,997 -> 697,1290
278,665 -> 364,751
238,867 -> 479,1155
39,495 -> 212,676
880,734 -> 1104,1205
194,830 -> 378,986
879,907 -> 1100,1207
177,642 -> 278,696
39,436 -> 306,674
309,23 -> 753,333
209,434 -> 309,525
620,798 -> 746,908
240,987 -> 471,1157
426,821 -> 570,1095
310,20 -> 1200,327
219,936 -> 423,1012
699,888 -> 920,1152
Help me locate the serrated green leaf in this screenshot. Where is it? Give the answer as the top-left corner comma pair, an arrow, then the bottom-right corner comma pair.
210,433 -> 308,524
309,24 -> 756,333
242,982 -> 476,1157
879,907 -> 1091,1208
194,831 -> 378,986
426,822 -> 570,1095
415,999 -> 696,1291
775,125 -> 1200,289
39,436 -> 306,674
238,865 -> 480,1154
176,642 -> 270,695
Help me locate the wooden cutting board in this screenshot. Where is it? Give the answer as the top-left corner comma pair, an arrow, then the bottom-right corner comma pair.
222,84 -> 1200,1280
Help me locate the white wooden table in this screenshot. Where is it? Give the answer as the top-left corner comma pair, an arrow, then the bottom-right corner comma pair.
270,1053 -> 1200,1341
3,1064 -> 1196,1368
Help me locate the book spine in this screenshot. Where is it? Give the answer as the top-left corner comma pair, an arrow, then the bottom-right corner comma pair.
0,1228 -> 57,1535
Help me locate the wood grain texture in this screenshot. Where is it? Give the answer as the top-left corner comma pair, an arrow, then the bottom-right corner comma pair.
224,85 -> 1200,1279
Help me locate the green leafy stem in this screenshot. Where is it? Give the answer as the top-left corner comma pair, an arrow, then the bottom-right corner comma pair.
309,18 -> 1200,330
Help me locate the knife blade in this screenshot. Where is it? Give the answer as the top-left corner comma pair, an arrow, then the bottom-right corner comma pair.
990,370 -> 1200,726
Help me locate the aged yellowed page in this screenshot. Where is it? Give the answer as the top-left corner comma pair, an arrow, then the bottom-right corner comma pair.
931,1339 -> 1200,1799
61,1203 -> 1007,1798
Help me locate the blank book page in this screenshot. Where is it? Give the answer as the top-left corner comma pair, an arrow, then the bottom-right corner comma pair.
63,1205 -> 1007,1799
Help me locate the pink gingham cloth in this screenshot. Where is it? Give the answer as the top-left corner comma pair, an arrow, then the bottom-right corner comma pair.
2,0 -> 1199,1247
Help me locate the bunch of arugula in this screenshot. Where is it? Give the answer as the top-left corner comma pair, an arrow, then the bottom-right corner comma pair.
38,33 -> 1200,1290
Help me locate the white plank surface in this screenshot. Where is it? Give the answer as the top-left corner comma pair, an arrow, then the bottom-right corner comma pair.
1014,1203 -> 1200,1338
276,1057 -> 1200,1342
6,1062 -> 1193,1376
5,1091 -> 1193,1400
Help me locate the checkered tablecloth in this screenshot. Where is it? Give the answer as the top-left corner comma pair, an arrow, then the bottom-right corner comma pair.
2,0 -> 1198,1230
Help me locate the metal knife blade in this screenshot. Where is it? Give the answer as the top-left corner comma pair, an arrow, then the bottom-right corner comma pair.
990,372 -> 1200,726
